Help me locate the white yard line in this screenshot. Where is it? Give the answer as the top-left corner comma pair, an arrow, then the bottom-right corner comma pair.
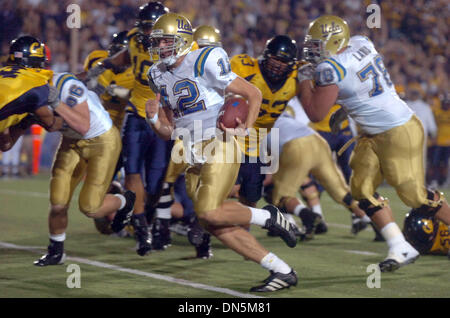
0,241 -> 264,298
345,250 -> 380,256
0,189 -> 49,198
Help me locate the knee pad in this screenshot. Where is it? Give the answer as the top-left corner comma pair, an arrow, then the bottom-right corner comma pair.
415,189 -> 444,217
342,192 -> 360,211
357,193 -> 387,217
299,181 -> 320,201
358,199 -> 382,217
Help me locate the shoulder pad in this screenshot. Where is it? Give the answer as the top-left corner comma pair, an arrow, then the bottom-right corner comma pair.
314,58 -> 346,86
83,50 -> 108,71
127,28 -> 139,40
230,54 -> 257,77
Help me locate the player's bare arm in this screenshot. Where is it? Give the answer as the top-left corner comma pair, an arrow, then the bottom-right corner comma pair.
33,105 -> 64,132
51,100 -> 90,136
298,80 -> 339,122
85,48 -> 130,81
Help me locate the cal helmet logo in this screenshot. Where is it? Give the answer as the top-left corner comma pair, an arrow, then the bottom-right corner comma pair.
320,22 -> 343,38
421,219 -> 434,234
29,42 -> 45,58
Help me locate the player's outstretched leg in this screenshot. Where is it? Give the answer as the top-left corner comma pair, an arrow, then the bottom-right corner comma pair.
261,204 -> 297,248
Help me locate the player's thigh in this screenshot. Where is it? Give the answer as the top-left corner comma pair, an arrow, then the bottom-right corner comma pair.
272,137 -> 314,205
349,137 -> 383,202
50,138 -> 84,206
311,135 -> 349,202
79,127 -> 122,213
376,116 -> 428,208
194,138 -> 241,214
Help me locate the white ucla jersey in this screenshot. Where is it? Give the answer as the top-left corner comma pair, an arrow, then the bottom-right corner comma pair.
287,96 -> 311,125
148,46 -> 237,143
53,73 -> 112,139
315,35 -> 413,135
266,112 -> 315,154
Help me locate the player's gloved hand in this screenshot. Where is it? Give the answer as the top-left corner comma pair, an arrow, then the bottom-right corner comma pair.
329,107 -> 348,134
219,118 -> 249,137
48,85 -> 61,110
85,60 -> 113,81
106,84 -> 130,99
297,63 -> 315,83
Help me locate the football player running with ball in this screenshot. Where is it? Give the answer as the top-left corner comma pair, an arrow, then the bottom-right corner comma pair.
146,13 -> 298,292
298,15 -> 450,272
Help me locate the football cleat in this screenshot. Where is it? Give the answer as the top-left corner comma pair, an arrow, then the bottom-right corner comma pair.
262,205 -> 297,248
351,214 -> 368,235
110,190 -> 136,233
250,270 -> 298,292
315,219 -> 328,234
195,233 -> 213,259
34,240 -> 66,267
151,218 -> 172,250
187,218 -> 206,247
379,243 -> 420,272
298,208 -> 322,240
34,252 -> 66,266
131,214 -> 152,256
135,239 -> 152,256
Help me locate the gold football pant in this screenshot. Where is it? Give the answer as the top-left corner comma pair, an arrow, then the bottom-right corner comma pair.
272,133 -> 350,206
350,115 -> 430,208
165,138 -> 189,183
185,136 -> 241,215
50,126 -> 122,215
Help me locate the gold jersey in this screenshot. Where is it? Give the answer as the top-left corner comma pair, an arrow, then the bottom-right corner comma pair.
310,104 -> 349,132
0,66 -> 53,132
230,54 -> 299,156
433,106 -> 450,147
126,28 -> 156,118
429,222 -> 450,255
83,50 -> 134,128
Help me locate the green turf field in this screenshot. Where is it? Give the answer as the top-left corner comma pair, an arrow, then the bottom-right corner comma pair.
1,174 -> 449,298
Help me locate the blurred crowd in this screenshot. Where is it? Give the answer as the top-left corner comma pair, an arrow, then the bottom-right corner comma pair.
0,0 -> 448,182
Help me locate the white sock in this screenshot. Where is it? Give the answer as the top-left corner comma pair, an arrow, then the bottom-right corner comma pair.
156,206 -> 172,219
293,204 -> 307,217
311,204 -> 323,218
361,215 -> 371,223
380,222 -> 405,248
114,194 -> 126,210
49,233 -> 66,242
260,252 -> 291,274
249,207 -> 271,227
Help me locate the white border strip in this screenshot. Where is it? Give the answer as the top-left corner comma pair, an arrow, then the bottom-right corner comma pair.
0,241 -> 264,298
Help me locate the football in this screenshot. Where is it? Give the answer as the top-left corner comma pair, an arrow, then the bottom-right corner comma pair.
217,95 -> 249,129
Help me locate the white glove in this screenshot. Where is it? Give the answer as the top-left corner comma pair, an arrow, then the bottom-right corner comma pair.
297,63 -> 315,83
48,85 -> 60,110
106,84 -> 130,99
